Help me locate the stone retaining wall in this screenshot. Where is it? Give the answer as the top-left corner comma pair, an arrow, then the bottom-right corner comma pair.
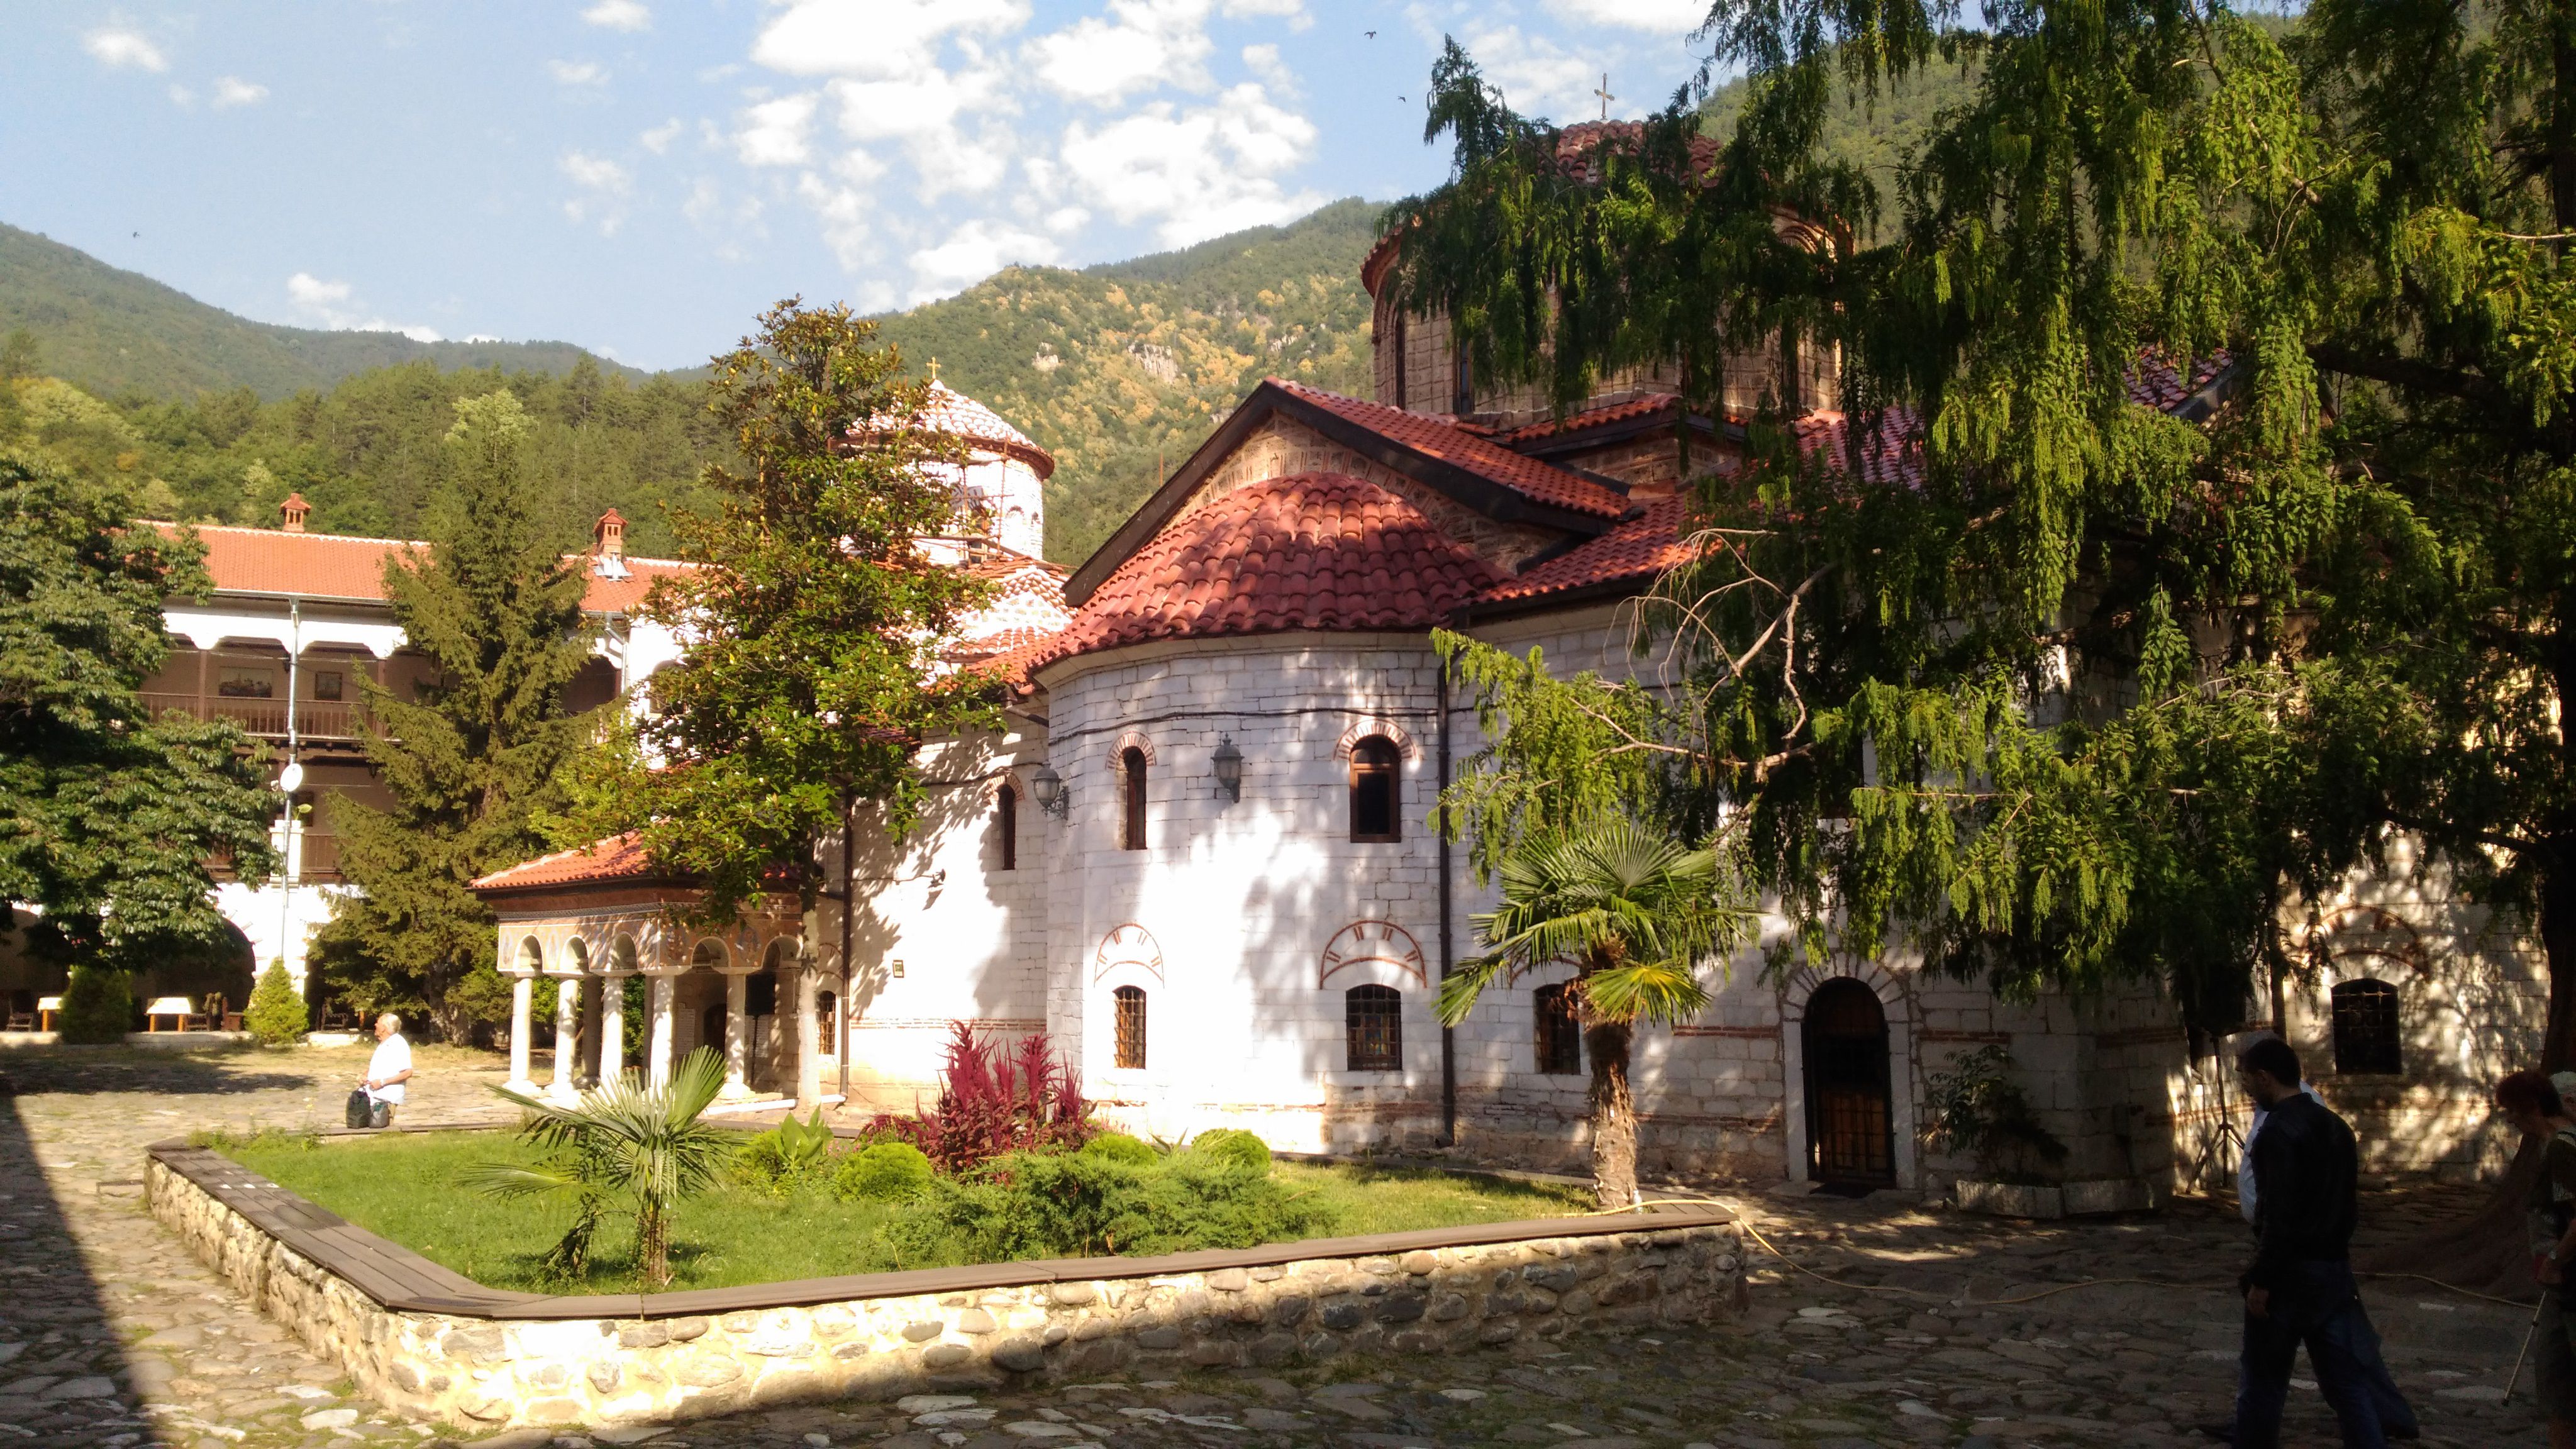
145,1146 -> 1742,1432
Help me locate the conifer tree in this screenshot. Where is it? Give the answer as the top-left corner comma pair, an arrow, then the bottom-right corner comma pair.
1397,4 -> 2576,1277
0,447 -> 276,982
320,392 -> 594,1040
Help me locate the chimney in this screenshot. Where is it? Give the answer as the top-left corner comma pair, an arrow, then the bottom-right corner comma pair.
592,509 -> 628,578
280,492 -> 309,533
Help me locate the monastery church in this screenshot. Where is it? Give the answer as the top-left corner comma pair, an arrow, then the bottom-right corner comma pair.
443,169 -> 2548,1202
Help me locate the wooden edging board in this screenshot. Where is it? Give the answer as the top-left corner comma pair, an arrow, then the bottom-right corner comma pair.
147,1135 -> 1735,1324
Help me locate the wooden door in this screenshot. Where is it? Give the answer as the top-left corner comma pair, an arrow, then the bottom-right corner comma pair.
1803,979 -> 1894,1185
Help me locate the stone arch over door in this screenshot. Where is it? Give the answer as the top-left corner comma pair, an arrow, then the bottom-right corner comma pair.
1779,962 -> 1918,1189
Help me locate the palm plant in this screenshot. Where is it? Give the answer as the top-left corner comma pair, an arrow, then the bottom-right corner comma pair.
465,1046 -> 734,1288
1441,818 -> 1747,1209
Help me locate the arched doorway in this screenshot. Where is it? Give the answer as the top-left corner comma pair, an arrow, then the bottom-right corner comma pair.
1803,979 -> 1894,1187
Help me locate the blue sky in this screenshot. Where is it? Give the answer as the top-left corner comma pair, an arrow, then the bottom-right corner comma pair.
1,2 -> 1718,372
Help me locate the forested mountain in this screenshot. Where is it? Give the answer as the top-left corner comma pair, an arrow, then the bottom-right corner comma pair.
872,197 -> 1380,562
0,223 -> 638,401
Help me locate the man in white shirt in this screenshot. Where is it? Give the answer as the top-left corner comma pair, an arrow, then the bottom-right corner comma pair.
363,1013 -> 413,1129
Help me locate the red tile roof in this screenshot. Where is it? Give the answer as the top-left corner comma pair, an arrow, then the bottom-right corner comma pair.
1027,473 -> 1499,671
157,523 -> 693,613
1500,394 -> 1683,445
1269,380 -> 1631,520
470,832 -> 658,892
1477,497 -> 1693,606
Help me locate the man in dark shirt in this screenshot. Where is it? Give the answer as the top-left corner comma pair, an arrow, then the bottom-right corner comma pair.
2228,1036 -> 2396,1449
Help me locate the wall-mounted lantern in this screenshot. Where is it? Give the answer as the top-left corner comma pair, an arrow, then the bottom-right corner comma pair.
1212,734 -> 1243,803
1030,762 -> 1069,818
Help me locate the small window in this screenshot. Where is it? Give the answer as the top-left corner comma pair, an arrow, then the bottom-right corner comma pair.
311,669 -> 345,702
816,991 -> 837,1053
1349,737 -> 1400,842
1119,747 -> 1148,851
1534,982 -> 1583,1075
2331,979 -> 2402,1075
218,667 -> 274,698
1113,985 -> 1147,1069
1346,984 -> 1402,1072
996,784 -> 1018,871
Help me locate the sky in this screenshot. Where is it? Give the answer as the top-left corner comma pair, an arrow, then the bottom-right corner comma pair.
0,2 -> 1719,372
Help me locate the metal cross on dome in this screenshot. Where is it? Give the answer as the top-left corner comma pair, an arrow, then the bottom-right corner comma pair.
928,357 -> 941,382
1594,74 -> 1614,120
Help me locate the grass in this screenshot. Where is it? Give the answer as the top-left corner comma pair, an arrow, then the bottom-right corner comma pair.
218,1132 -> 1592,1297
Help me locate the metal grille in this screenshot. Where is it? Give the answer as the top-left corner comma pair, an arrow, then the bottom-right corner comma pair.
1113,985 -> 1147,1069
1345,984 -> 1403,1072
1534,982 -> 1583,1075
2331,979 -> 2402,1074
1804,980 -> 1893,1184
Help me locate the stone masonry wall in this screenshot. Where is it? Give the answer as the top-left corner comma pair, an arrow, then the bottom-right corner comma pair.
147,1153 -> 1741,1433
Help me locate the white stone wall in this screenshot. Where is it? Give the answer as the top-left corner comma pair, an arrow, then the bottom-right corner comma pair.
836,723 -> 1055,1112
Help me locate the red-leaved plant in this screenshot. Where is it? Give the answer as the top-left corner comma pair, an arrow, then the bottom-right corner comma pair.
867,1022 -> 1093,1172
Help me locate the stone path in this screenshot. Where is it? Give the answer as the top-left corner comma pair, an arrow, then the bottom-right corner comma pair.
0,1042 -> 2550,1448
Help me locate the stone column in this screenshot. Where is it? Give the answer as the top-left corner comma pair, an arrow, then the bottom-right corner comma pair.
721,969 -> 752,1099
647,973 -> 676,1089
506,974 -> 536,1096
793,957 -> 824,1112
598,974 -> 627,1087
548,974 -> 582,1102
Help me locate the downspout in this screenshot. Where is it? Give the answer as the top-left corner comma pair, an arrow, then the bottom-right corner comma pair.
1437,652 -> 1457,1148
839,790 -> 854,1108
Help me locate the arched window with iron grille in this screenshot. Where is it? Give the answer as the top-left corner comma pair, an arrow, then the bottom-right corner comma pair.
1533,981 -> 1582,1075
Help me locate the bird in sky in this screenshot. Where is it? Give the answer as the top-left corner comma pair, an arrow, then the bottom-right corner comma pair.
1365,29 -> 1376,37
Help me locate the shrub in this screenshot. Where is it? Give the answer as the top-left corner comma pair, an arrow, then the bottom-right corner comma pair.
833,1141 -> 934,1203
878,1147 -> 1331,1265
1924,1045 -> 2068,1183
1187,1128 -> 1271,1174
733,1109 -> 836,1196
866,1023 -> 1093,1173
56,965 -> 134,1044
244,960 -> 306,1045
1080,1131 -> 1157,1167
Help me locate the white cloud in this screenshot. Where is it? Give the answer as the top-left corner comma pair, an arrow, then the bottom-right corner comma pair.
582,0 -> 652,31
1058,82 -> 1322,245
549,58 -> 609,86
1546,0 -> 1711,33
752,0 -> 1030,81
285,273 -> 442,341
83,26 -> 167,72
1463,23 -> 1607,117
906,218 -> 1061,303
1029,0 -> 1216,106
640,118 -> 684,153
211,76 -> 269,108
560,151 -> 633,233
1241,42 -> 1292,95
167,83 -> 194,106
735,92 -> 819,167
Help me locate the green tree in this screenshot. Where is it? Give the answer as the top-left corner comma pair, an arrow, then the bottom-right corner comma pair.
468,1046 -> 733,1288
245,958 -> 307,1045
561,301 -> 996,1102
318,392 -> 595,1041
0,447 -> 276,982
1441,818 -> 1746,1208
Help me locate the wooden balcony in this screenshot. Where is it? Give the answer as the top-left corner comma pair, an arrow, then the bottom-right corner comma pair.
143,694 -> 365,741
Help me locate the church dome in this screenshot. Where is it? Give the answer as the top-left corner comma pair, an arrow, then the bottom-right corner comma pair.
895,380 -> 1056,479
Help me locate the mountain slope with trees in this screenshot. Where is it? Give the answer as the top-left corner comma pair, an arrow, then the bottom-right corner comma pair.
0,223 -> 638,402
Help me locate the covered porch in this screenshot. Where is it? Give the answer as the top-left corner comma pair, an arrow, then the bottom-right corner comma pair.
468,834 -> 852,1110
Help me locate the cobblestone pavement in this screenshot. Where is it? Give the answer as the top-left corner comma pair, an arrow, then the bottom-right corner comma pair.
0,1043 -> 2550,1448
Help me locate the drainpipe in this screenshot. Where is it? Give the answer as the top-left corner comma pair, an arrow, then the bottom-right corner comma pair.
1437,655 -> 1457,1148
275,598 -> 302,987
839,789 -> 854,1108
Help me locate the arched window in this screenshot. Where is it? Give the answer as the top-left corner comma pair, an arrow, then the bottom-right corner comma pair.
1119,747 -> 1148,850
1113,985 -> 1148,1069
1346,984 -> 1402,1072
996,784 -> 1018,871
1533,982 -> 1582,1075
1349,737 -> 1400,842
2331,979 -> 2402,1075
816,991 -> 838,1054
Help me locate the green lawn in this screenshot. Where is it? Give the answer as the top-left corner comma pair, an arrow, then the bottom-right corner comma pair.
218,1132 -> 1592,1296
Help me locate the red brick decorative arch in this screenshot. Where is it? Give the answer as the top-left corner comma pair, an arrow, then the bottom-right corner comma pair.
1113,732 -> 1158,765
1335,718 -> 1418,763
